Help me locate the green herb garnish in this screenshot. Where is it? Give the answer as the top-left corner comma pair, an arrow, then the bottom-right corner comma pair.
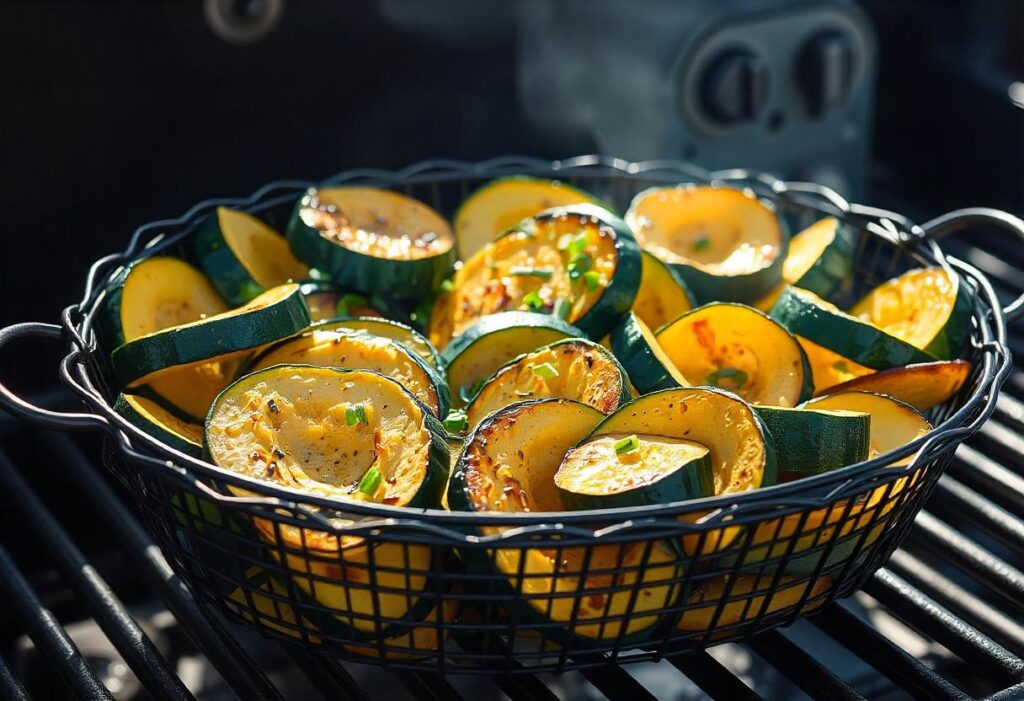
704,368 -> 749,390
583,270 -> 602,292
345,404 -> 369,426
552,298 -> 571,320
358,466 -> 382,495
532,362 -> 560,380
693,235 -> 711,252
440,279 -> 455,292
459,379 -> 485,404
509,266 -> 554,280
831,361 -> 850,374
335,294 -> 368,318
614,435 -> 640,455
523,290 -> 545,312
567,232 -> 590,258
567,253 -> 592,280
443,410 -> 468,433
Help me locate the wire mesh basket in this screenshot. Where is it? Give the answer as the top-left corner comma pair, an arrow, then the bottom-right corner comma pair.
1,156 -> 1021,674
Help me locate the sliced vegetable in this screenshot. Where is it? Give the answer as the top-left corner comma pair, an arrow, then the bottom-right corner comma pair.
676,575 -> 832,632
465,338 -> 632,430
428,204 -> 641,346
656,303 -> 812,406
754,406 -> 869,476
287,187 -> 456,299
804,391 -> 932,465
797,335 -> 874,395
610,312 -> 689,393
193,206 -> 309,305
299,280 -> 384,322
440,312 -> 581,409
112,283 -> 310,388
447,398 -> 681,644
113,393 -> 203,457
132,357 -> 242,421
626,185 -> 786,304
770,287 -> 935,370
248,328 -> 449,417
454,176 -> 604,259
820,360 -> 971,411
631,250 -> 695,330
555,432 -> 713,509
588,387 -> 777,496
774,217 -> 857,304
316,316 -> 442,370
849,267 -> 975,359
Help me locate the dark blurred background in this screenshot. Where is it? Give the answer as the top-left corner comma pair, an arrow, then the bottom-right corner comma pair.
1,0 -> 1022,390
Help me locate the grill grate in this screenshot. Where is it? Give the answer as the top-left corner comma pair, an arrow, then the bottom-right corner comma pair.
2,221 -> 1024,700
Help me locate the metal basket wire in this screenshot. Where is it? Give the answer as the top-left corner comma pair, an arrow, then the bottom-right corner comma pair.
1,156 -> 1021,674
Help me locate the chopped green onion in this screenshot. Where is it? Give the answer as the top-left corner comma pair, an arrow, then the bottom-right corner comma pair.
693,235 -> 711,252
552,298 -> 571,320
459,379 -> 484,404
614,435 -> 640,455
582,270 -> 602,292
567,253 -> 592,280
532,362 -> 560,380
345,404 -> 369,426
443,410 -> 468,433
509,266 -> 554,280
440,279 -> 455,292
704,368 -> 749,390
522,291 -> 545,312
335,294 -> 368,318
567,233 -> 590,258
831,361 -> 850,374
358,466 -> 382,495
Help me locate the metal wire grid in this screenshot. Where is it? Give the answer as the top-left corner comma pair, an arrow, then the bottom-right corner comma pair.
0,157 -> 1019,677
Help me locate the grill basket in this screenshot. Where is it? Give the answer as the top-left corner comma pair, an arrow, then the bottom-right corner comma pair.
1,156 -> 1021,675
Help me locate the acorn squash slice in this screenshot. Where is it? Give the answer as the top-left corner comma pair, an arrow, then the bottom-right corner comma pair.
112,283 -> 310,389
820,360 -> 971,411
656,303 -> 812,406
286,187 -> 456,299
454,176 -> 605,259
299,280 -> 385,323
113,392 -> 203,457
625,185 -> 786,304
317,316 -> 443,371
427,204 -> 641,347
248,328 -> 449,418
797,335 -> 874,395
193,207 -> 309,305
849,267 -> 975,360
804,391 -> 932,465
555,433 -> 713,510
465,338 -> 632,430
442,311 -> 582,409
610,312 -> 689,394
205,366 -> 449,636
677,574 -> 832,633
770,287 -> 936,370
447,398 -> 681,645
755,217 -> 857,311
631,250 -> 695,329
753,406 -> 869,477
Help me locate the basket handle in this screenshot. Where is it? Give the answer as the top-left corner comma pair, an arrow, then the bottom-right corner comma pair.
0,323 -> 109,432
921,207 -> 1024,323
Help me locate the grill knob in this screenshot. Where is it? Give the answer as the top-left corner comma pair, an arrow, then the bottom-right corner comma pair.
797,32 -> 855,117
700,50 -> 770,125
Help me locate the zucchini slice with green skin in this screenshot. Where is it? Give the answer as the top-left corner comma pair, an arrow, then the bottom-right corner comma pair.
93,256 -> 228,354
797,334 -> 874,395
111,283 -> 310,388
555,432 -> 713,510
770,287 -> 936,370
587,387 -> 777,495
428,204 -> 642,346
803,391 -> 932,465
465,338 -> 632,430
626,185 -> 787,305
447,398 -> 682,645
820,360 -> 971,411
784,217 -> 856,297
193,207 -> 309,305
317,316 -> 443,370
610,312 -> 689,393
113,392 -> 203,457
299,280 -> 385,322
849,267 -> 975,360
248,328 -> 449,418
656,303 -> 812,406
632,250 -> 695,330
205,365 -> 449,636
754,406 -> 869,477
441,311 -> 583,409
286,187 -> 456,300
454,176 -> 605,259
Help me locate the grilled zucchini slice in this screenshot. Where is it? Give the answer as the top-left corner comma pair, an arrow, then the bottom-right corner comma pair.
428,204 -> 641,346
442,312 -> 582,409
610,312 -> 689,394
249,328 -> 448,418
754,406 -> 869,477
287,187 -> 456,299
447,398 -> 681,645
770,287 -> 935,370
849,267 -> 975,359
317,316 -> 443,371
465,338 -> 632,430
205,366 -> 449,636
820,360 -> 971,411
111,283 -> 310,389
299,280 -> 385,322
756,217 -> 857,310
626,185 -> 786,304
193,207 -> 309,305
113,393 -> 203,457
454,176 -> 604,259
656,303 -> 812,406
631,251 -> 695,329
798,335 -> 874,395
804,391 -> 932,465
